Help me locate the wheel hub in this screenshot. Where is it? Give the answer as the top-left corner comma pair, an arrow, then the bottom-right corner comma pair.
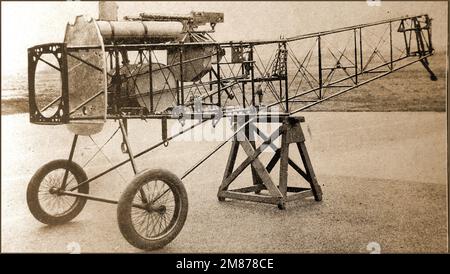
48,187 -> 60,195
145,204 -> 166,214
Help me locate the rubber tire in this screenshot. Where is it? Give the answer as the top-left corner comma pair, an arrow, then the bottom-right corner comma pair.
26,159 -> 89,225
117,169 -> 188,251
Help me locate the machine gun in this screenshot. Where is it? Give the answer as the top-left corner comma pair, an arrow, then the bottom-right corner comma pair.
125,11 -> 224,32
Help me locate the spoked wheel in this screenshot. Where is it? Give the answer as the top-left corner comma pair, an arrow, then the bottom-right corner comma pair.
117,169 -> 188,251
26,159 -> 89,225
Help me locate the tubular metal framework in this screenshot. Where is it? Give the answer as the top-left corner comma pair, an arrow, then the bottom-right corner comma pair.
28,14 -> 436,125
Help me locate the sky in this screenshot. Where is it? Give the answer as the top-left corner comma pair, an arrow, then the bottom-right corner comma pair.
1,1 -> 447,76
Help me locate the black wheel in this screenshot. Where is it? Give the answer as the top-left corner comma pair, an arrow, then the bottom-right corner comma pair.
117,169 -> 188,251
26,160 -> 89,225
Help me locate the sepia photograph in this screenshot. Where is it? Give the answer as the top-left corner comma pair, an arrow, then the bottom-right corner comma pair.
1,0 -> 448,255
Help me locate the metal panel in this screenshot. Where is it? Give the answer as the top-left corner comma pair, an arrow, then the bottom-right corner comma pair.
64,15 -> 106,135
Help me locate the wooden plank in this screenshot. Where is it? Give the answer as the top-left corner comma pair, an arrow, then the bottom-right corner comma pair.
286,186 -> 310,193
297,142 -> 323,201
221,125 -> 284,198
286,121 -> 305,143
247,124 -> 264,188
219,140 -> 239,191
229,185 -> 266,193
218,191 -> 280,204
288,158 -> 309,181
250,141 -> 264,187
288,116 -> 305,123
266,149 -> 281,173
237,127 -> 281,160
285,190 -> 314,202
253,126 -> 279,152
220,155 -> 254,191
279,123 -> 289,197
238,132 -> 283,198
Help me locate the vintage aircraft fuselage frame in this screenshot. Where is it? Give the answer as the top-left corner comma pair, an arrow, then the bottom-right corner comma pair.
28,14 -> 435,125
28,12 -> 436,240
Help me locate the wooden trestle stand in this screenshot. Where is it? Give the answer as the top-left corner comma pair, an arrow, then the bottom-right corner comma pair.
217,115 -> 322,209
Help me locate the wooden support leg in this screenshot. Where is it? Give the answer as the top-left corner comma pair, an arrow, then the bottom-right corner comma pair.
218,139 -> 239,201
245,118 -> 264,193
218,115 -> 321,209
237,131 -> 283,198
278,123 -> 289,199
250,140 -> 264,192
221,140 -> 239,187
218,127 -> 283,199
297,142 -> 322,201
266,148 -> 281,173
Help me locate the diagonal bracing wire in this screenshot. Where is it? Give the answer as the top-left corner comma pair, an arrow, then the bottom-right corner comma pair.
221,55 -> 244,105
151,51 -> 179,111
324,40 -> 355,85
287,45 -> 319,99
253,46 -> 286,111
121,53 -> 150,111
83,127 -> 121,168
89,133 -> 128,184
286,41 -> 318,89
361,25 -> 390,71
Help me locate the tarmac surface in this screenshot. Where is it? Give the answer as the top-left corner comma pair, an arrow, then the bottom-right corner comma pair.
1,112 -> 447,253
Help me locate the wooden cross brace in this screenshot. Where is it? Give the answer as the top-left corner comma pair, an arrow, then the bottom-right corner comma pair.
217,116 -> 322,209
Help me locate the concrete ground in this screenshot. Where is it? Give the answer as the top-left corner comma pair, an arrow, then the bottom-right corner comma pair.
1,112 -> 447,253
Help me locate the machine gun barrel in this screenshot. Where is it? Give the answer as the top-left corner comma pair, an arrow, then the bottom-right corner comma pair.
135,11 -> 224,29
138,13 -> 192,22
